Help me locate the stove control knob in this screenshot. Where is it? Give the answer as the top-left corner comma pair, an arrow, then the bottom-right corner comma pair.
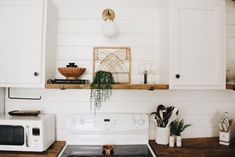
74,116 -> 84,126
138,118 -> 145,126
114,120 -> 118,125
66,117 -> 74,128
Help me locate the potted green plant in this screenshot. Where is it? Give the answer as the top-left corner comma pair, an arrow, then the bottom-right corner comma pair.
90,71 -> 114,111
170,119 -> 191,147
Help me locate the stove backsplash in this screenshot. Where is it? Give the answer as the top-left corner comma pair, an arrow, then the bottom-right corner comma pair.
4,88 -> 235,140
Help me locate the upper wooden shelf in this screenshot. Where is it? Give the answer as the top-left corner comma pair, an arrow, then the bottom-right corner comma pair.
46,83 -> 169,90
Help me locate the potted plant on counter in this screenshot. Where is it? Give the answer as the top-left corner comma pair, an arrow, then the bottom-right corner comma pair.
90,70 -> 114,112
170,119 -> 191,147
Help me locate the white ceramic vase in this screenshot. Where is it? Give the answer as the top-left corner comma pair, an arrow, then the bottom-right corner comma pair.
155,127 -> 170,145
176,135 -> 182,147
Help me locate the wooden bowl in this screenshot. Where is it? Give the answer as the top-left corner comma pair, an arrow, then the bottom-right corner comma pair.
58,67 -> 86,80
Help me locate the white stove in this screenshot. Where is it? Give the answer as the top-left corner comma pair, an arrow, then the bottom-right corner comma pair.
59,113 -> 156,157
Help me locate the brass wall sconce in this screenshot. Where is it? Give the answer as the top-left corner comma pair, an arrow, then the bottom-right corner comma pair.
102,9 -> 118,38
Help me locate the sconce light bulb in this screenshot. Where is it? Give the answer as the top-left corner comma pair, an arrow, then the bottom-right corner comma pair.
102,20 -> 119,38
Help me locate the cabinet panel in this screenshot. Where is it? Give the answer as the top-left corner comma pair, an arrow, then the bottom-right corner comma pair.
0,0 -> 56,88
0,0 -> 43,85
169,0 -> 225,89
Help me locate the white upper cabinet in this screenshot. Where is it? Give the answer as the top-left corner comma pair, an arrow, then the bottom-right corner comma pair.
162,0 -> 226,89
0,0 -> 56,88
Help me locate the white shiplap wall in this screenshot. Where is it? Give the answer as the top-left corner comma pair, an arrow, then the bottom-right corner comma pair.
4,0 -> 235,140
55,0 -> 161,83
227,0 -> 235,75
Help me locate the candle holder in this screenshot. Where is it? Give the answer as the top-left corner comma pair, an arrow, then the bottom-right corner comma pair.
139,65 -> 151,84
144,71 -> 147,84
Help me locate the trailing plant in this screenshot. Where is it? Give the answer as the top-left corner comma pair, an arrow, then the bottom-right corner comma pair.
170,119 -> 191,136
90,71 -> 114,111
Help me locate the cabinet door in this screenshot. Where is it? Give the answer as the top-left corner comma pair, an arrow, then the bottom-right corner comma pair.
0,0 -> 44,86
169,0 -> 225,89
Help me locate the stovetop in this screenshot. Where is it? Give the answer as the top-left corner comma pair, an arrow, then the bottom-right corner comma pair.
61,145 -> 154,157
61,113 -> 155,157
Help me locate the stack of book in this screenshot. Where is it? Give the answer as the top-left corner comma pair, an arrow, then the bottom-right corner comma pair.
48,79 -> 89,84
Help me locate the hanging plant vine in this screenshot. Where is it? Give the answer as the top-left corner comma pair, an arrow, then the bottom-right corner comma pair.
90,71 -> 114,111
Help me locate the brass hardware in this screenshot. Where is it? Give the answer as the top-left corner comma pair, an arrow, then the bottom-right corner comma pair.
102,9 -> 115,21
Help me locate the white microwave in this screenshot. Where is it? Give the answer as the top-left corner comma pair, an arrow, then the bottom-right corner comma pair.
0,114 -> 55,152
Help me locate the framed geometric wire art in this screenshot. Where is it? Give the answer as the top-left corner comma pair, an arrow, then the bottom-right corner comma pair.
93,47 -> 131,83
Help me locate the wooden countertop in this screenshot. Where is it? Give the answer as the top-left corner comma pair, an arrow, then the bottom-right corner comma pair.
0,141 -> 65,157
149,137 -> 235,157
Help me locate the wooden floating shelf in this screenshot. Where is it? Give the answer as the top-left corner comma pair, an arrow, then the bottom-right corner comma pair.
226,84 -> 235,90
46,83 -> 169,90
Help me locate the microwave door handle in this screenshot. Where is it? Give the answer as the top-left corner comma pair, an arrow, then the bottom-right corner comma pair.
25,126 -> 29,147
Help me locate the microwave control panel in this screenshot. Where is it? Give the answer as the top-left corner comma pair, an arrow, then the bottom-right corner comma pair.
32,128 -> 40,136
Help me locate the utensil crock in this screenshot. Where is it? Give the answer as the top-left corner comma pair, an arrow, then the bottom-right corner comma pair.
155,127 -> 170,145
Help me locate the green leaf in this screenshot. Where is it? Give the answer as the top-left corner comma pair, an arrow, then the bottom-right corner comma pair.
170,119 -> 191,136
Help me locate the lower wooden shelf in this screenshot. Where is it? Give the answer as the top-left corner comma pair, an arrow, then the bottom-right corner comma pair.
46,83 -> 235,90
46,83 -> 169,90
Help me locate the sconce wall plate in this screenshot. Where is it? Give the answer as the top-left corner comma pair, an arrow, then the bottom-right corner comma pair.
102,9 -> 115,21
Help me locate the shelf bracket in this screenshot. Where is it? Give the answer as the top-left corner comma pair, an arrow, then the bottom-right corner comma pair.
8,88 -> 42,100
60,86 -> 66,90
148,86 -> 155,91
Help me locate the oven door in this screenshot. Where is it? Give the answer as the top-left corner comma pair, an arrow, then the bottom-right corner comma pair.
0,125 -> 24,146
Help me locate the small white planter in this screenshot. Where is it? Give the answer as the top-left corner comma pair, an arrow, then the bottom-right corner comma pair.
176,135 -> 182,147
155,127 -> 170,145
169,135 -> 175,147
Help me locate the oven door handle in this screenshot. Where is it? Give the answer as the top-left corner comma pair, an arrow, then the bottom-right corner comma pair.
25,125 -> 29,147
